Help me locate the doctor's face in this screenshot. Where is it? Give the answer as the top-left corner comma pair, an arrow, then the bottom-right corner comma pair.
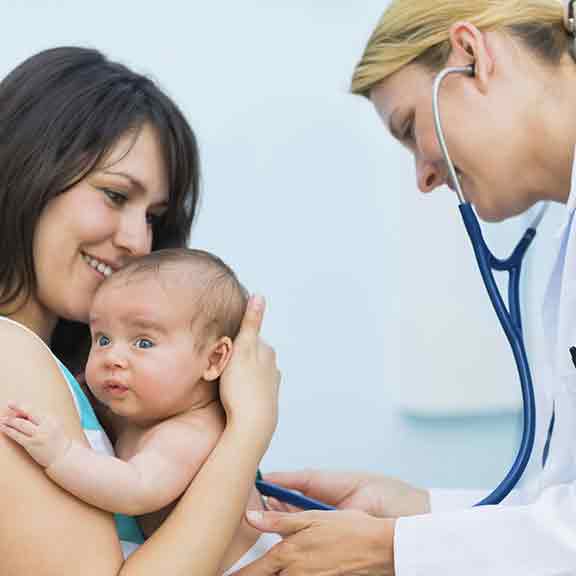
370,43 -> 563,222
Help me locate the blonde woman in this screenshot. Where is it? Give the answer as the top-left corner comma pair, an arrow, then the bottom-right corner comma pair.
237,1 -> 576,574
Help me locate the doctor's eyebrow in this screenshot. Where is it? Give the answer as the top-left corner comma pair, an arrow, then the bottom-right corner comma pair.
388,110 -> 403,141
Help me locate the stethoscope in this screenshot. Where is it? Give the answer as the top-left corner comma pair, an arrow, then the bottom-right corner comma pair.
431,64 -> 547,506
255,64 -> 546,511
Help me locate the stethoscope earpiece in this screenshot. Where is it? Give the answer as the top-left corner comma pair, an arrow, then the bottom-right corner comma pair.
564,0 -> 576,61
431,64 -> 545,506
564,0 -> 576,35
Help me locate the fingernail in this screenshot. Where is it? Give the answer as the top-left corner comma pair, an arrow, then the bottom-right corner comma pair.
246,510 -> 263,523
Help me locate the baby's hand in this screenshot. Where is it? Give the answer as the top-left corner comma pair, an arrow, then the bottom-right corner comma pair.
0,402 -> 71,467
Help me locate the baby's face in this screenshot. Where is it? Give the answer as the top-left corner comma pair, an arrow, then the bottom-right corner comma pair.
85,274 -> 211,424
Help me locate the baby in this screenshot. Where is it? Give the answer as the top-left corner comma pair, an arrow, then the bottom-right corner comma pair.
0,248 -> 279,574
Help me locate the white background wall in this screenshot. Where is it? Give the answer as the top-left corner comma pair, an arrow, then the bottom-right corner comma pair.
3,1 -> 563,490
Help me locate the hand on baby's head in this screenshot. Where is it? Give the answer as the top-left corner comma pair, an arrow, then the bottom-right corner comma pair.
219,295 -> 280,442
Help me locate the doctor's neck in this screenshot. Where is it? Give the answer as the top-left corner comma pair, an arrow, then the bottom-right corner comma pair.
530,52 -> 576,205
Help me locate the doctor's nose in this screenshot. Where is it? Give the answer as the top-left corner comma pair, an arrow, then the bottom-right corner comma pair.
415,157 -> 446,194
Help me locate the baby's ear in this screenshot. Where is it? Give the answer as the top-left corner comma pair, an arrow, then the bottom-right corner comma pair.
203,337 -> 233,381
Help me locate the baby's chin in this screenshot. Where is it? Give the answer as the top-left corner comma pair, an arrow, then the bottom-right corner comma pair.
108,405 -> 159,426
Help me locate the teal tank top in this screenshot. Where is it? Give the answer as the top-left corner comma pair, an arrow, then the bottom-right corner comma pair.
0,315 -> 144,557
56,361 -> 145,557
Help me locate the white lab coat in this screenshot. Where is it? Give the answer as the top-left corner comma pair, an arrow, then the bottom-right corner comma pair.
395,161 -> 576,574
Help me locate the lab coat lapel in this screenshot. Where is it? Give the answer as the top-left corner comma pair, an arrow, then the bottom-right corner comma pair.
542,147 -> 576,387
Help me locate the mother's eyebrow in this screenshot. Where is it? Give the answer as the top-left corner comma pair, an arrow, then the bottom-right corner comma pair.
99,169 -> 169,208
101,169 -> 147,192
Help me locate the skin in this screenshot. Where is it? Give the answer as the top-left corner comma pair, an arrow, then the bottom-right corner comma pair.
86,273 -> 228,425
1,272 -> 233,512
0,270 -> 268,571
233,22 -> 576,576
372,23 -> 576,222
26,124 -> 168,342
0,122 -> 280,575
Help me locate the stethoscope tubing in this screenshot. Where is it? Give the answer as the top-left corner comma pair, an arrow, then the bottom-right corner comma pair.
255,479 -> 336,511
433,66 -> 538,505
254,65 -> 542,512
458,205 -> 536,506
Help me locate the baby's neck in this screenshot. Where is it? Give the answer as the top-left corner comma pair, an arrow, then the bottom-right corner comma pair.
115,399 -> 226,460
125,396 -> 223,431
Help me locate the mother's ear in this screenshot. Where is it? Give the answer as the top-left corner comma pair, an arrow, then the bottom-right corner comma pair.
203,336 -> 233,382
447,21 -> 495,93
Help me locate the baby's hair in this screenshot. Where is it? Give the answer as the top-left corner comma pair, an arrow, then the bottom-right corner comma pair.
101,248 -> 248,343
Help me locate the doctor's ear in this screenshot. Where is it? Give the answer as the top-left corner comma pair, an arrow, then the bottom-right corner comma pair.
447,21 -> 494,92
203,336 -> 233,382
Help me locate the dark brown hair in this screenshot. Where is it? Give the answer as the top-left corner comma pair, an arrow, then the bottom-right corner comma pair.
0,47 -> 201,370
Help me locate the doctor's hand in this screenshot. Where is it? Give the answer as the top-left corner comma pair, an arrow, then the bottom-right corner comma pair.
220,295 -> 280,449
261,469 -> 430,518
235,509 -> 396,576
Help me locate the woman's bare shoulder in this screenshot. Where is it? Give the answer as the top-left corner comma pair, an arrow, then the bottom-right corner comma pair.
0,320 -> 79,425
0,320 -> 124,575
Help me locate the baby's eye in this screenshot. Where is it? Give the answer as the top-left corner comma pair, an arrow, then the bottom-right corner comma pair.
135,338 -> 154,349
96,334 -> 111,347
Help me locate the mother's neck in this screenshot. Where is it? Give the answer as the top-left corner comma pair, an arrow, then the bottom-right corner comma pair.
0,296 -> 57,344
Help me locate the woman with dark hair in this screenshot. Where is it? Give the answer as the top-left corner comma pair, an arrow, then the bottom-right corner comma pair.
0,46 -> 280,575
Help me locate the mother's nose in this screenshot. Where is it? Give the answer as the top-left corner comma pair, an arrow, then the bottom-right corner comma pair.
113,208 -> 152,257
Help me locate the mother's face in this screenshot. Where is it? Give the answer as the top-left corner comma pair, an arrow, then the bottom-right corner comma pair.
370,27 -> 565,222
33,124 -> 169,326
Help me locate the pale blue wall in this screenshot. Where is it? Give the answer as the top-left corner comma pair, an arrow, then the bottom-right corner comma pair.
1,0 -> 547,492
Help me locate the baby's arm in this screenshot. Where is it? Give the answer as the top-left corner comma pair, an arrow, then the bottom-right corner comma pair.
0,402 -> 217,516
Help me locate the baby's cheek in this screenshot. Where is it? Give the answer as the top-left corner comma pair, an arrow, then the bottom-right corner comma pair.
136,362 -> 165,392
84,352 -> 100,386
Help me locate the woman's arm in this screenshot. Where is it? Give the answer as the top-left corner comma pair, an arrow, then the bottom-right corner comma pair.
1,409 -> 215,515
261,469 -> 430,517
236,510 -> 396,576
231,469 -> 410,576
0,322 -> 125,576
120,295 -> 280,576
1,296 -> 279,575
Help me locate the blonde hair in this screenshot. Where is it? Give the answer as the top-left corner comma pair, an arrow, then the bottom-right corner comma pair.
351,0 -> 566,97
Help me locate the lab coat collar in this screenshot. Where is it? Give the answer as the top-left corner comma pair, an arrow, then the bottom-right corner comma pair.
543,145 -> 576,385
566,146 -> 576,212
